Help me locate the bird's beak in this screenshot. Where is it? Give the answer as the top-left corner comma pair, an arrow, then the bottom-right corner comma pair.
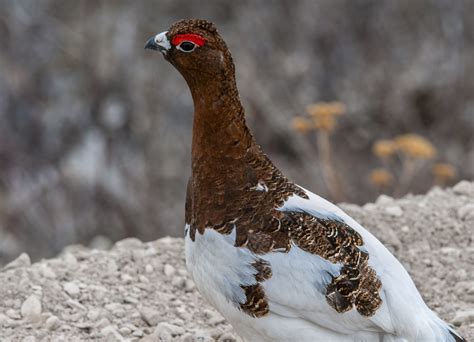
144,31 -> 171,54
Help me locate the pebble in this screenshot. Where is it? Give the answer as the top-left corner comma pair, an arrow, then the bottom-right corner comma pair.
22,337 -> 36,342
63,253 -> 78,269
457,204 -> 474,221
20,295 -> 42,320
133,329 -> 144,337
145,264 -> 154,273
120,273 -> 134,284
376,194 -> 393,205
218,333 -> 238,342
154,322 -> 185,338
139,306 -> 161,326
380,228 -> 401,249
180,333 -> 194,342
114,237 -> 143,250
453,180 -> 474,196
362,203 -> 377,211
40,265 -> 57,279
3,253 -> 31,270
101,325 -> 125,341
119,326 -> 132,336
401,225 -> 410,232
164,264 -> 176,277
139,335 -> 159,342
6,308 -> 21,320
385,206 -> 404,217
452,309 -> 474,326
89,235 -> 113,250
171,276 -> 186,288
63,282 -> 81,297
67,299 -> 86,311
45,315 -> 61,331
87,308 -> 102,321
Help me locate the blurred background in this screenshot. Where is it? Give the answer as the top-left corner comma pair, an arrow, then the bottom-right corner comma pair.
0,0 -> 472,265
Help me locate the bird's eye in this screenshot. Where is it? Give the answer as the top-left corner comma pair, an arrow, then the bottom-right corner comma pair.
177,41 -> 197,53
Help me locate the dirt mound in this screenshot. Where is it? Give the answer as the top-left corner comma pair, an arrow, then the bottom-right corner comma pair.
0,182 -> 473,341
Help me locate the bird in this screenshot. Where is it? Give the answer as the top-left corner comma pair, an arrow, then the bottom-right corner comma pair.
145,19 -> 465,342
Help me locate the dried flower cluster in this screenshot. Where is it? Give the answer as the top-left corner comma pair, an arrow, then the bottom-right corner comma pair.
369,134 -> 455,194
291,102 -> 346,201
292,102 -> 346,134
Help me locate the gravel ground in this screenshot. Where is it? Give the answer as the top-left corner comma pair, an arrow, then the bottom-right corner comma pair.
0,182 -> 473,342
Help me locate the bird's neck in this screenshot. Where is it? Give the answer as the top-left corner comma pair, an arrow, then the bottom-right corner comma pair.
189,73 -> 255,172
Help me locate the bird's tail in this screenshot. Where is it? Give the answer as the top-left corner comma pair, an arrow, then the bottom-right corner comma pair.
428,313 -> 465,342
447,326 -> 465,342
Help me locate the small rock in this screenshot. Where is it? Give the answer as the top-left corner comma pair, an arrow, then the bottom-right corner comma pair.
133,329 -> 144,337
180,333 -> 194,342
376,194 -> 393,205
114,237 -> 143,250
139,307 -> 161,326
362,203 -> 377,211
63,282 -> 81,297
184,279 -> 195,292
45,315 -> 61,331
172,276 -> 186,288
0,313 -> 8,324
22,337 -> 36,342
453,181 -> 474,196
401,226 -> 410,233
121,273 -> 134,284
3,253 -> 31,270
218,333 -> 238,342
385,206 -> 403,217
6,309 -> 21,320
89,235 -> 113,250
381,228 -> 401,249
21,295 -> 42,320
154,322 -> 185,338
95,318 -> 111,329
204,310 -> 225,325
123,296 -> 139,304
452,309 -> 474,326
67,299 -> 86,311
119,326 -> 132,336
87,308 -> 101,321
63,253 -> 78,269
164,264 -> 176,277
40,265 -> 57,279
139,335 -> 159,342
101,325 -> 125,341
457,204 -> 474,221
145,264 -> 154,273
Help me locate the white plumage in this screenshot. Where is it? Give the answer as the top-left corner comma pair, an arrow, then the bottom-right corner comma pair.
185,186 -> 462,342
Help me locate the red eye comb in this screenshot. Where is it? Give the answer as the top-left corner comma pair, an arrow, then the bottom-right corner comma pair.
171,33 -> 206,47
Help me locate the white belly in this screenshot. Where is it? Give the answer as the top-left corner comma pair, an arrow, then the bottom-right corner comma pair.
184,226 -> 381,342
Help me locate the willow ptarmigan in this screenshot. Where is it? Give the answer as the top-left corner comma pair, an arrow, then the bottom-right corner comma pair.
145,19 -> 465,342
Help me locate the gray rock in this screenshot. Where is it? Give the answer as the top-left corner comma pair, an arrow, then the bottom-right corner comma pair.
452,309 -> 474,326
164,264 -> 176,277
45,315 -> 61,331
63,282 -> 80,297
20,295 -> 42,320
3,253 -> 31,270
453,181 -> 474,196
457,204 -> 474,221
139,306 -> 161,326
385,206 -> 404,217
114,237 -> 143,250
154,322 -> 185,338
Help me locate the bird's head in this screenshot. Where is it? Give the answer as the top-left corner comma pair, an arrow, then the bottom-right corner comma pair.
145,19 -> 233,86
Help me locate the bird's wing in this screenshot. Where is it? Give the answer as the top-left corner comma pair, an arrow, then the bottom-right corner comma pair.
259,185 -> 429,335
